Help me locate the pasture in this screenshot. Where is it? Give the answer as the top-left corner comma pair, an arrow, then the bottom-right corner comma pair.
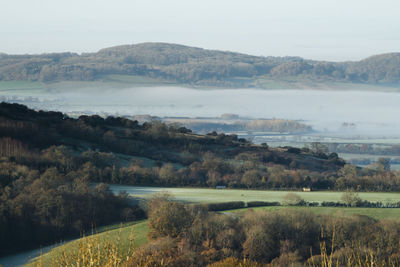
229,206 -> 400,220
110,185 -> 400,204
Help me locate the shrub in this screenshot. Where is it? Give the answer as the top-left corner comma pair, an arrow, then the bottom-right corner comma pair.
202,201 -> 246,211
147,197 -> 194,239
341,191 -> 362,207
126,237 -> 197,267
207,257 -> 263,267
247,201 -> 280,208
321,201 -> 347,207
282,193 -> 306,206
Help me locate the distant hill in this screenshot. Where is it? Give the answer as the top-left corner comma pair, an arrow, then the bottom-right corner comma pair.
1,42 -> 399,87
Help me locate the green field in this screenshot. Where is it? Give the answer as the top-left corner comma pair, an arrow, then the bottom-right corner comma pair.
0,76 -> 175,95
229,206 -> 400,220
110,185 -> 400,204
25,221 -> 148,267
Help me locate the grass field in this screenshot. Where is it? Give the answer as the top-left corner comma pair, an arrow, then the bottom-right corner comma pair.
25,221 -> 148,267
110,185 -> 400,204
0,76 -> 174,96
229,206 -> 400,220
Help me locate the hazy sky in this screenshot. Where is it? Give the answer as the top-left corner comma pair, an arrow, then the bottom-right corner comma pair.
1,0 -> 399,61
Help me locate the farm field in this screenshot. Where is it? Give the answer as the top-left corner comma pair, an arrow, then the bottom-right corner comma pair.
109,185 -> 400,204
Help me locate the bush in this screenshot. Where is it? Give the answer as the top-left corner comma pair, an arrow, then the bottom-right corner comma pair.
202,201 -> 246,211
341,191 -> 362,207
147,197 -> 194,239
282,193 -> 306,206
247,201 -> 280,208
207,257 -> 263,267
321,201 -> 347,207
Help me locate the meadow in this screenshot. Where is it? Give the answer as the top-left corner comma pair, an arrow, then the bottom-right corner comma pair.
110,185 -> 400,204
229,206 -> 400,220
24,221 -> 148,267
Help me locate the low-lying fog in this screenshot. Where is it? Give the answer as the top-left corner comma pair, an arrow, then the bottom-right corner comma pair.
6,86 -> 400,136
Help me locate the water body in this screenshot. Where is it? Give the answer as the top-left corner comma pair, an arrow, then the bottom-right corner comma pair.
8,86 -> 400,135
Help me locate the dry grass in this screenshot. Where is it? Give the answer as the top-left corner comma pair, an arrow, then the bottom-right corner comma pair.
32,228 -> 134,267
27,221 -> 148,267
308,227 -> 400,267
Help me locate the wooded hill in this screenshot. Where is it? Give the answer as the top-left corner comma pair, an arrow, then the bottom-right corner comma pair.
1,102 -> 399,256
1,43 -> 400,87
2,102 -> 399,192
0,102 -> 342,175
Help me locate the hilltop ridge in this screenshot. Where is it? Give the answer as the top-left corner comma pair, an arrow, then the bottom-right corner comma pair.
0,42 -> 399,87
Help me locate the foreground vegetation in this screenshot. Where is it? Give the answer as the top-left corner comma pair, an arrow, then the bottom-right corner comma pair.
29,195 -> 400,266
26,221 -> 148,267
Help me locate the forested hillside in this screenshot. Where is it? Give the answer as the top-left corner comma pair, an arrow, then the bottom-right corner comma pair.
1,102 -> 399,256
1,43 -> 400,87
2,102 -> 399,192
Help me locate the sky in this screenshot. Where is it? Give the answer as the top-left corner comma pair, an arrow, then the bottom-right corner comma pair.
1,0 -> 399,61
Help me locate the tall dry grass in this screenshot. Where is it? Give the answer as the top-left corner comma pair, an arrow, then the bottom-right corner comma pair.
32,227 -> 135,267
308,226 -> 400,267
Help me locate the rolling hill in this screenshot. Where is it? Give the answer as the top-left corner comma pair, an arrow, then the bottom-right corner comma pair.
0,43 -> 400,87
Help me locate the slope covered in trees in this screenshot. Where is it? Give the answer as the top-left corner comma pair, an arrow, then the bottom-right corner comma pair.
0,43 -> 400,87
2,102 -> 400,192
1,102 -> 400,257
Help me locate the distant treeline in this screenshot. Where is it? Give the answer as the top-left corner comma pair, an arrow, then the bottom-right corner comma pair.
1,42 -> 400,86
163,119 -> 312,134
329,142 -> 400,156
